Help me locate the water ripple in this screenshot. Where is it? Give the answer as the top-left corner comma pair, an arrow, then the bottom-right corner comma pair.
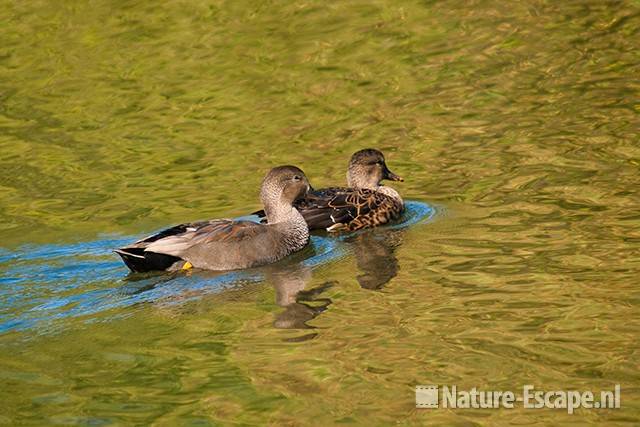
0,201 -> 435,334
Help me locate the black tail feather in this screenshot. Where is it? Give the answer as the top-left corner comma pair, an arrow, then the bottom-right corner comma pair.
115,249 -> 182,273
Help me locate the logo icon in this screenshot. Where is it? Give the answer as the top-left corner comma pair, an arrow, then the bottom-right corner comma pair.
416,385 -> 438,409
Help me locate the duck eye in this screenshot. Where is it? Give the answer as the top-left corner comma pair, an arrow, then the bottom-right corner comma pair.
293,175 -> 302,181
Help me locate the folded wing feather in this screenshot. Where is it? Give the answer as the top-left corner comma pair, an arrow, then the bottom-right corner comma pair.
144,219 -> 265,257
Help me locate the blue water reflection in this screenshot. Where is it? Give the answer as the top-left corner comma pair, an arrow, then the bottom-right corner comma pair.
0,201 -> 435,334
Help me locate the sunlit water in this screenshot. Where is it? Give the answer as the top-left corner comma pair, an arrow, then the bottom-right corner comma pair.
1,0 -> 639,425
0,202 -> 434,335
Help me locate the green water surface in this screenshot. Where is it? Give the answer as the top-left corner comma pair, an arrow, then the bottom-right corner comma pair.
1,0 -> 639,425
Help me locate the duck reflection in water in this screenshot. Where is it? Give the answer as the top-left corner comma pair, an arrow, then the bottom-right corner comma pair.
267,264 -> 333,331
345,228 -> 403,290
116,227 -> 402,327
117,260 -> 333,332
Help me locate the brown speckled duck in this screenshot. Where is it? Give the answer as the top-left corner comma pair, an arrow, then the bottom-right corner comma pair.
256,149 -> 404,232
116,166 -> 311,272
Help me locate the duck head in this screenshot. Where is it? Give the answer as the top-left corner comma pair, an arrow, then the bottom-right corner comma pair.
260,165 -> 311,223
346,148 -> 403,189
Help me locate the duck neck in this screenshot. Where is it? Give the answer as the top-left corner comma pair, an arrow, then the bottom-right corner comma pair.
266,204 -> 310,250
347,170 -> 378,190
377,185 -> 403,204
264,197 -> 298,223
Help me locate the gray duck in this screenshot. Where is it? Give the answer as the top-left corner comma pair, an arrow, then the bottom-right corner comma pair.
256,149 -> 404,232
116,166 -> 311,272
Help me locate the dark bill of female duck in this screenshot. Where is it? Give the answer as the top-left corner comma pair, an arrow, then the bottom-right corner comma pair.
254,148 -> 405,232
115,165 -> 312,273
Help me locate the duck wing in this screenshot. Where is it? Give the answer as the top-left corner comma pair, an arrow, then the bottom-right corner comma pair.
143,219 -> 264,257
115,219 -> 264,272
250,187 -> 402,231
298,187 -> 399,231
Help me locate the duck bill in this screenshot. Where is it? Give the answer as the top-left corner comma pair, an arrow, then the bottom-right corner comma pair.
383,166 -> 404,182
296,184 -> 312,202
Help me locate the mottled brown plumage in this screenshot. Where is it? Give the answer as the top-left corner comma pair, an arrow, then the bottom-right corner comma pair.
298,186 -> 403,232
255,149 -> 405,232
